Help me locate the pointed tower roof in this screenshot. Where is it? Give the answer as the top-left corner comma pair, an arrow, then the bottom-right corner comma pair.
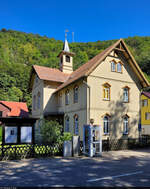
63,39 -> 70,52
57,39 -> 75,57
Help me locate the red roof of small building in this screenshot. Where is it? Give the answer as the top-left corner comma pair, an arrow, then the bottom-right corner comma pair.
0,101 -> 29,117
142,91 -> 150,99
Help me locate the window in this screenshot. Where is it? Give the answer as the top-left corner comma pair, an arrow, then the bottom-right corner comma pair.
65,90 -> 69,105
33,95 -> 36,110
37,92 -> 41,109
111,61 -> 116,72
74,115 -> 79,135
123,87 -> 129,102
65,116 -> 70,132
103,116 -> 109,134
59,93 -> 62,107
0,111 -> 2,117
145,112 -> 150,120
123,116 -> 128,134
117,62 -> 122,73
66,55 -> 70,62
35,75 -> 38,83
142,99 -> 148,107
74,86 -> 78,103
103,83 -> 111,100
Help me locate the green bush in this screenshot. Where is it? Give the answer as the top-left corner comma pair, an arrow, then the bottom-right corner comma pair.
40,119 -> 63,144
61,132 -> 73,142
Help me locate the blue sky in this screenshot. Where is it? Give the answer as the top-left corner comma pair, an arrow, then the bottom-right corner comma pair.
0,0 -> 150,42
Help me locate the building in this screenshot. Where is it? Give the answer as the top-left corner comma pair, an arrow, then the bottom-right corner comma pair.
0,101 -> 36,144
0,101 -> 29,118
29,39 -> 149,142
141,91 -> 150,135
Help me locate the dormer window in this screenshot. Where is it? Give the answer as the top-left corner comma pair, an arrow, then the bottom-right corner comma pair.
117,62 -> 122,73
111,60 -> 116,72
110,60 -> 123,73
66,55 -> 70,62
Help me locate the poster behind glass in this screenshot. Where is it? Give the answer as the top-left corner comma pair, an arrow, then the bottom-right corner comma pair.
5,127 -> 17,143
21,127 -> 32,143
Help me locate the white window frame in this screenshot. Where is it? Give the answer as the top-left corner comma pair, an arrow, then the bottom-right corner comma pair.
145,112 -> 150,120
123,116 -> 128,134
117,62 -> 122,73
123,88 -> 129,102
103,87 -> 110,100
111,61 -> 116,72
142,99 -> 148,107
103,116 -> 109,134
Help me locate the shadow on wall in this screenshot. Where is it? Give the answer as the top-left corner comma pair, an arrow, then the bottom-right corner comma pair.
44,93 -> 58,115
108,93 -> 139,139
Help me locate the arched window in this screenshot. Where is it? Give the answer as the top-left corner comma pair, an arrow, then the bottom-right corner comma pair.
123,87 -> 130,102
59,93 -> 62,107
74,86 -> 78,103
65,90 -> 69,105
65,116 -> 70,132
117,62 -> 122,73
123,116 -> 129,134
33,95 -> 36,110
103,83 -> 111,100
111,60 -> 116,72
35,75 -> 38,83
103,116 -> 109,134
37,92 -> 41,109
66,55 -> 70,62
74,114 -> 79,135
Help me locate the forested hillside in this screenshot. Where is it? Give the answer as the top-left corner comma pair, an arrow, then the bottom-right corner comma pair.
0,28 -> 150,111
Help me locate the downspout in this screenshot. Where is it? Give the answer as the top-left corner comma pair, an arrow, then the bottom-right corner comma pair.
83,80 -> 90,124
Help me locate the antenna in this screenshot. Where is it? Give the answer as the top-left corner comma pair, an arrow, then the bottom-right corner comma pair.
65,29 -> 69,40
72,32 -> 74,42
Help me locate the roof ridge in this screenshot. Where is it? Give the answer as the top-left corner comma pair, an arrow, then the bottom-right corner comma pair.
54,38 -> 149,93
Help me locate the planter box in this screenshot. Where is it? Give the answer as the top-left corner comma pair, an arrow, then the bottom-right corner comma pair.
63,140 -> 72,157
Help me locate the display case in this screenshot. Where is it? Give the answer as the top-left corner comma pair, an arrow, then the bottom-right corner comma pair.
83,124 -> 102,157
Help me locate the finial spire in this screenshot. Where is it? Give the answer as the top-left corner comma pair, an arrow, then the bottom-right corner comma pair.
63,29 -> 70,52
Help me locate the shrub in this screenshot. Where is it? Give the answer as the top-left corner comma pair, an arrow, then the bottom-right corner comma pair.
61,132 -> 73,142
40,119 -> 63,144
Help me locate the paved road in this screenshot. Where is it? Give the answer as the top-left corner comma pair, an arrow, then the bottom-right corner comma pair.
0,149 -> 150,187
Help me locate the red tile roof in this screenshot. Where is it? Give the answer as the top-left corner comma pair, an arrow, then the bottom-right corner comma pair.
33,65 -> 70,83
0,101 -> 29,117
142,91 -> 150,99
